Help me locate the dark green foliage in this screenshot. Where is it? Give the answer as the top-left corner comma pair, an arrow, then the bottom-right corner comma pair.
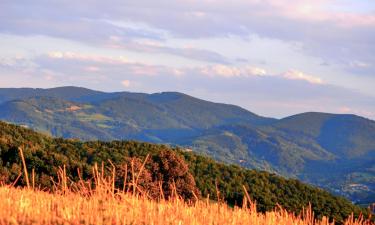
0,121 -> 371,224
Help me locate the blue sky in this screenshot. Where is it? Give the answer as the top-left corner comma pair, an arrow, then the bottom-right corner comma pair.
1,0 -> 375,119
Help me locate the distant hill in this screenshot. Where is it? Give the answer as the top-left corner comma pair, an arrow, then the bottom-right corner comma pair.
0,86 -> 374,204
0,121 -> 370,223
0,86 -> 103,103
0,87 -> 274,141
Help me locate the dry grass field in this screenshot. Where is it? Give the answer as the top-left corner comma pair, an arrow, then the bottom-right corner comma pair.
0,152 -> 372,225
0,183 -> 372,225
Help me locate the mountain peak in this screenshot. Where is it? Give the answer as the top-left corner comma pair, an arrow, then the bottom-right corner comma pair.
147,91 -> 188,103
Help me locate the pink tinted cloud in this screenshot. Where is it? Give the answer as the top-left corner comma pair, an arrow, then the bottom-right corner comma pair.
46,52 -> 324,85
283,70 -> 323,84
266,0 -> 375,27
338,106 -> 375,118
47,51 -> 131,65
200,64 -> 267,78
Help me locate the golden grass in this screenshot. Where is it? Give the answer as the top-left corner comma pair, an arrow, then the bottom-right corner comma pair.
0,149 -> 371,225
1,183 -> 373,225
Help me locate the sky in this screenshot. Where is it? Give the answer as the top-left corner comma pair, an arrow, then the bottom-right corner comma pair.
1,0 -> 375,119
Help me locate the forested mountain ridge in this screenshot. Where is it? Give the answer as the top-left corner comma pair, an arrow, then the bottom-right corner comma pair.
0,121 -> 370,223
0,86 -> 374,204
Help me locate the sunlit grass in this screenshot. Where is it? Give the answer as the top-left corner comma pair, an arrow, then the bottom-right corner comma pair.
0,149 -> 371,225
1,185 -> 371,225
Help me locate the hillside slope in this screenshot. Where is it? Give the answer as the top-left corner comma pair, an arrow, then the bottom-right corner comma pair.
0,121 -> 370,223
0,87 -> 374,204
192,114 -> 375,204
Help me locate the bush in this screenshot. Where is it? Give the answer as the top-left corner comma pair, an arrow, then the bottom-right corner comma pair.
116,149 -> 200,201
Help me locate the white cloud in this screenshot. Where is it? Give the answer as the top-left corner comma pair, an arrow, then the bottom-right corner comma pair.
283,69 -> 323,84
47,51 -> 131,65
200,65 -> 267,78
198,65 -> 322,85
37,51 -> 184,78
245,66 -> 267,76
1,0 -> 374,81
43,53 -> 325,86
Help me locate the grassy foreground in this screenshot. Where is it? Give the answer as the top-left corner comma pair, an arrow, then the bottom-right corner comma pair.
0,185 -> 371,225
0,148 -> 372,225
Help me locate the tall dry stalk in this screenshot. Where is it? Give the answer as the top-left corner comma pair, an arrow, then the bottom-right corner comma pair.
32,168 -> 35,190
18,146 -> 30,189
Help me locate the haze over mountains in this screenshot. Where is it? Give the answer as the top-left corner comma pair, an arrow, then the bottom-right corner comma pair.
0,86 -> 374,204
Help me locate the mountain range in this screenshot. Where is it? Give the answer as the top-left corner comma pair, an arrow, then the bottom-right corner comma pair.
0,86 -> 374,204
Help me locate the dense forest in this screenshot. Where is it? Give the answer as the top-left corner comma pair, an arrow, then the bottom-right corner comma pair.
0,121 -> 371,223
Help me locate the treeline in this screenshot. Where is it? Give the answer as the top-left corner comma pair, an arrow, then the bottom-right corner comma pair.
0,121 -> 370,223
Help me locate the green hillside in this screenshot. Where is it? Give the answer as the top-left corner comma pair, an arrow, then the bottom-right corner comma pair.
0,87 -> 374,204
0,121 -> 370,223
193,118 -> 375,204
